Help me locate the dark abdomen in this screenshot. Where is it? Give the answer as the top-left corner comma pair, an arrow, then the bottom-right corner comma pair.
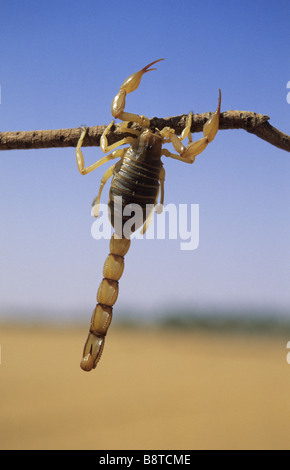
109,147 -> 161,236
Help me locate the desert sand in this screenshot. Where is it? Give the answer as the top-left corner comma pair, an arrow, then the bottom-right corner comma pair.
1,325 -> 290,450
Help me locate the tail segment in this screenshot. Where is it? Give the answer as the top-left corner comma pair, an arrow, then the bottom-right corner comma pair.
80,234 -> 131,372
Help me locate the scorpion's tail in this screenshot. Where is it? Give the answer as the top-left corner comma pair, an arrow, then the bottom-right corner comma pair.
80,234 -> 131,372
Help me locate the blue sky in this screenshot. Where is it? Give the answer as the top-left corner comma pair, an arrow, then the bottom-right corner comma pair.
0,0 -> 290,323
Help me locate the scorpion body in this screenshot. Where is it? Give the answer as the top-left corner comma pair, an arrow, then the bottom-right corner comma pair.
109,130 -> 163,235
80,131 -> 163,371
76,59 -> 221,371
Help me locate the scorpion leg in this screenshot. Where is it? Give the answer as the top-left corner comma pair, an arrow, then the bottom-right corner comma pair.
92,161 -> 121,218
101,121 -> 136,154
76,127 -> 126,176
111,59 -> 164,127
180,112 -> 193,143
161,90 -> 221,164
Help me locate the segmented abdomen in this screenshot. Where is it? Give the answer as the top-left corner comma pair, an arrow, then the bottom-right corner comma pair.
109,149 -> 161,235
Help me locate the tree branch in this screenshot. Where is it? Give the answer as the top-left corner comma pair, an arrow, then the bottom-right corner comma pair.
0,110 -> 289,152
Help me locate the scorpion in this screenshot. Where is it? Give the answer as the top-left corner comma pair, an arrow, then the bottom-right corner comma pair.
76,59 -> 221,372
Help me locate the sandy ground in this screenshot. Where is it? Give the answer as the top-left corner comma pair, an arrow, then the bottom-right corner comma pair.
0,325 -> 290,450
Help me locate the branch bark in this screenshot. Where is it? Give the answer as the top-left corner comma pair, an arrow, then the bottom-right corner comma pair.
0,110 -> 289,152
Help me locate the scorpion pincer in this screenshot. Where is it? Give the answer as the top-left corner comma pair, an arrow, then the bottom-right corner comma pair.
76,59 -> 221,371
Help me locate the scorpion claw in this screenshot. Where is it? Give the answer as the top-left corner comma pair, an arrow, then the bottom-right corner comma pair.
203,88 -> 221,143
111,59 -> 164,123
121,58 -> 164,95
141,58 -> 165,74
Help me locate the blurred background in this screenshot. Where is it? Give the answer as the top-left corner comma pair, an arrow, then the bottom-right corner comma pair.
0,0 -> 290,450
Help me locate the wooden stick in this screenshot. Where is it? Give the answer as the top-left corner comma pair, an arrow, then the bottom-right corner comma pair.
0,111 -> 289,152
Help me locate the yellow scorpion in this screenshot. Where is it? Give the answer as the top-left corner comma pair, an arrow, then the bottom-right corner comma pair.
76,59 -> 221,372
